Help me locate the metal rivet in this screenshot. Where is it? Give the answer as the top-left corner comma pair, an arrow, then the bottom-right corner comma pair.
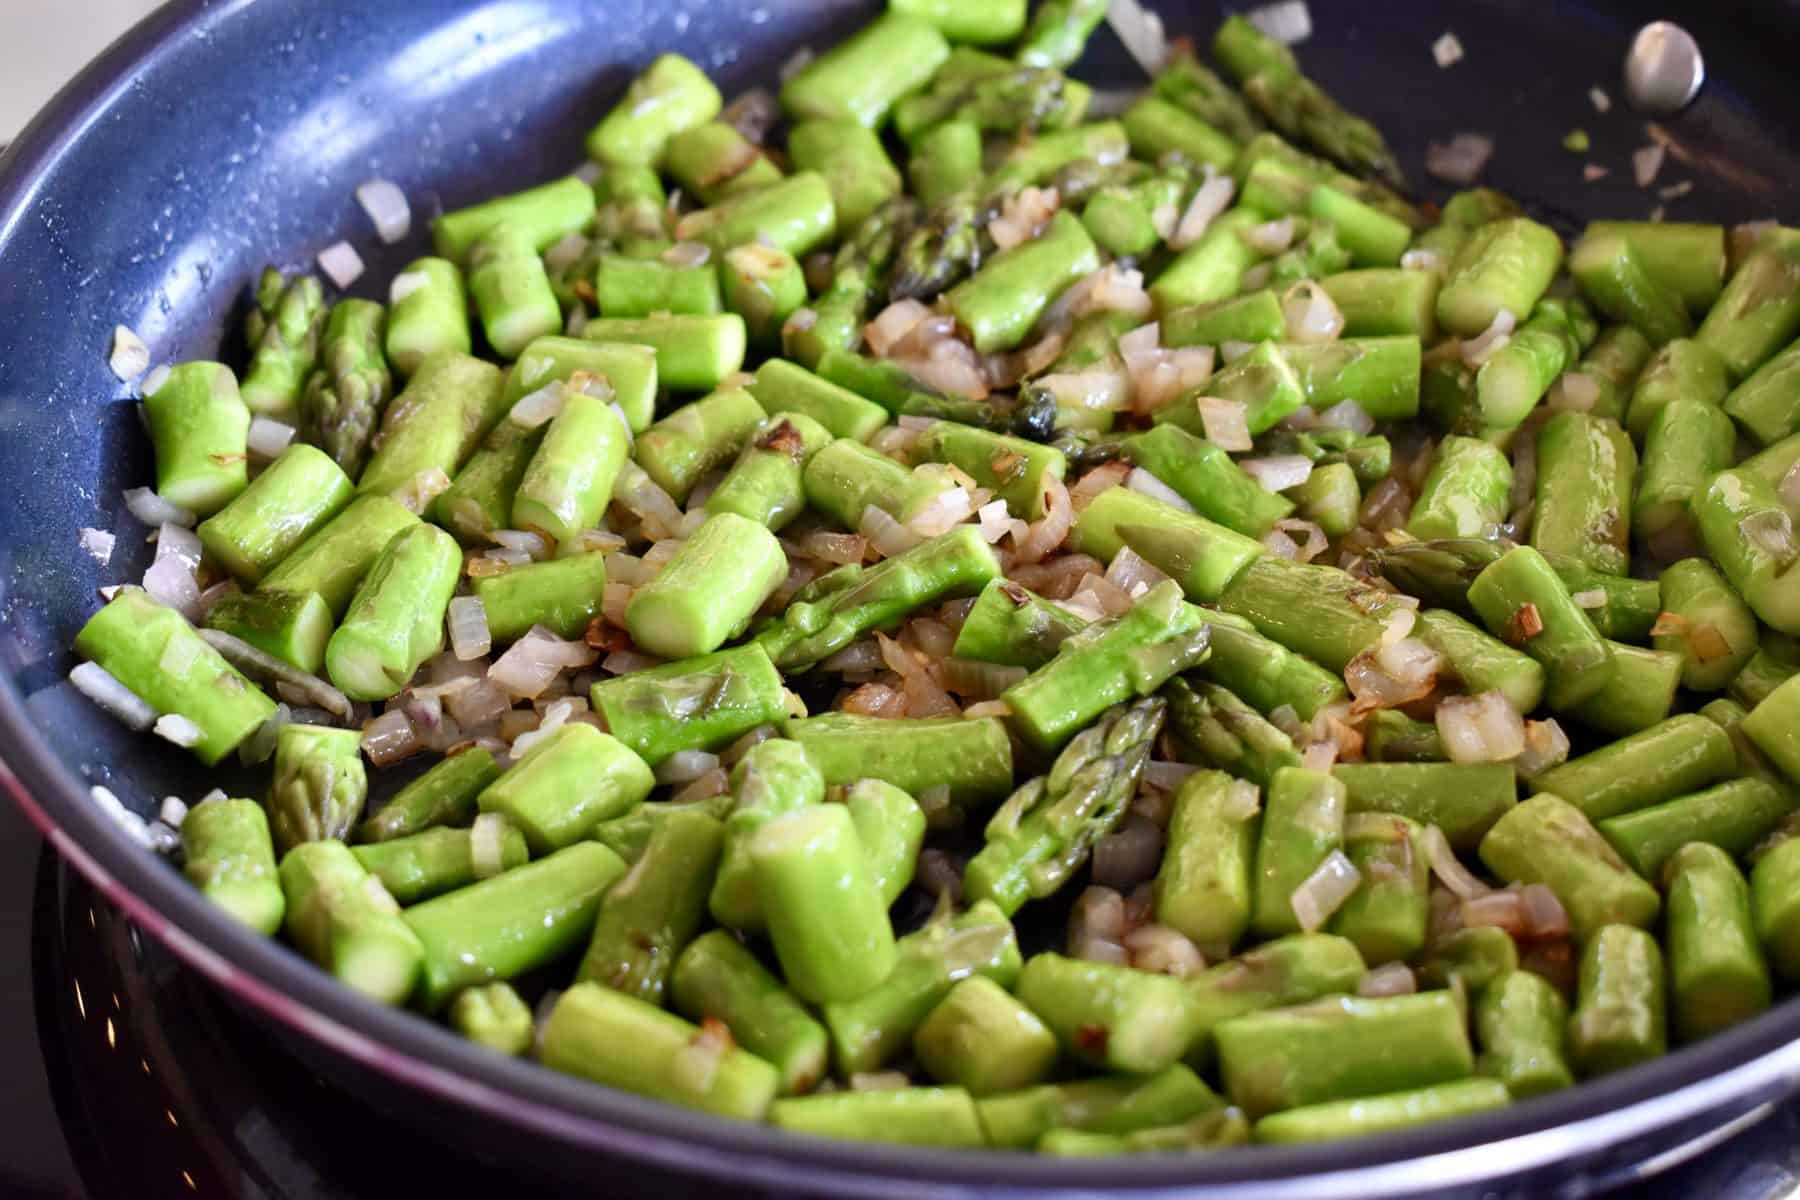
1624,22 -> 1705,114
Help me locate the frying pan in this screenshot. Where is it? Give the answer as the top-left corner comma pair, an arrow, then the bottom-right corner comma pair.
2,0 -> 1798,1194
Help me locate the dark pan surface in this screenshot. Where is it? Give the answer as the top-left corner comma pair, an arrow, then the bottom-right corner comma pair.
1,1 -> 1798,1194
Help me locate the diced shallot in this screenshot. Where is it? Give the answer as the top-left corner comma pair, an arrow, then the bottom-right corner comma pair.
1105,0 -> 1170,74
1240,455 -> 1314,493
989,187 -> 1060,251
397,467 -> 452,515
159,795 -> 189,828
860,504 -> 925,559
1436,690 -> 1526,763
361,708 -> 421,767
1291,850 -> 1360,931
1011,478 -> 1073,565
1516,718 -> 1571,778
1282,281 -> 1345,343
143,554 -> 202,622
509,383 -> 566,429
355,179 -> 411,243
1246,216 -> 1297,254
79,527 -> 115,565
247,415 -> 297,460
935,657 -> 1027,702
1195,396 -> 1253,452
1359,962 -> 1418,996
489,630 -> 598,699
1520,883 -> 1570,938
1461,308 -> 1516,366
1247,0 -> 1312,44
1171,173 -> 1236,249
1277,518 -> 1330,563
70,662 -> 157,731
655,750 -> 721,785
907,487 -> 974,538
1316,399 -> 1376,435
1346,638 -> 1441,710
469,813 -> 509,878
1425,133 -> 1495,186
1461,888 -> 1527,934
1550,371 -> 1602,413
109,324 -> 151,380
1124,923 -> 1205,977
1125,467 -> 1194,512
123,487 -> 195,528
1143,760 -> 1197,791
316,241 -> 365,289
1093,816 -> 1166,891
152,713 -> 203,748
1423,824 -> 1490,899
864,299 -> 932,357
447,596 -> 492,662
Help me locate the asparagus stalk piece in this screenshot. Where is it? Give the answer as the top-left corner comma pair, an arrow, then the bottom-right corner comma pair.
1475,970 -> 1572,1097
203,589 -> 333,677
1478,794 -> 1660,940
74,589 -> 277,765
473,553 -> 608,643
1017,953 -> 1197,1075
671,930 -> 830,1096
1165,677 -> 1303,789
964,697 -> 1165,915
476,724 -> 655,853
977,1065 -> 1227,1149
1214,992 -> 1474,1118
1568,925 -> 1666,1076
914,976 -> 1059,1096
780,12 -> 950,128
626,512 -> 787,659
240,268 -> 325,420
350,819 -> 528,905
143,362 -> 251,516
182,798 -> 285,935
577,807 -> 724,1005
757,526 -> 1002,670
1664,842 -> 1771,1043
434,176 -> 596,261
448,982 -> 534,1056
1184,933 -> 1367,1067
385,258 -> 471,376
708,738 -> 825,933
323,523 -> 460,702
591,644 -> 788,767
301,298 -> 392,478
821,900 -> 1021,1075
268,724 -> 367,853
540,983 -> 779,1120
1001,581 -> 1207,752
279,840 -> 424,1005
404,842 -> 629,1011
197,443 -> 353,585
585,54 -> 721,166
354,747 -> 502,844
749,804 -> 898,1004
1253,1079 -> 1509,1143
769,1088 -> 985,1147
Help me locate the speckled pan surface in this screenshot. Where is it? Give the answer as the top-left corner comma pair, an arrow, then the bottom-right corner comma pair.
2,0 -> 1800,1194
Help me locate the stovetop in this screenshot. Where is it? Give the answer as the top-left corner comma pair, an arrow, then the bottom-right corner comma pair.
5,795 -> 1800,1200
